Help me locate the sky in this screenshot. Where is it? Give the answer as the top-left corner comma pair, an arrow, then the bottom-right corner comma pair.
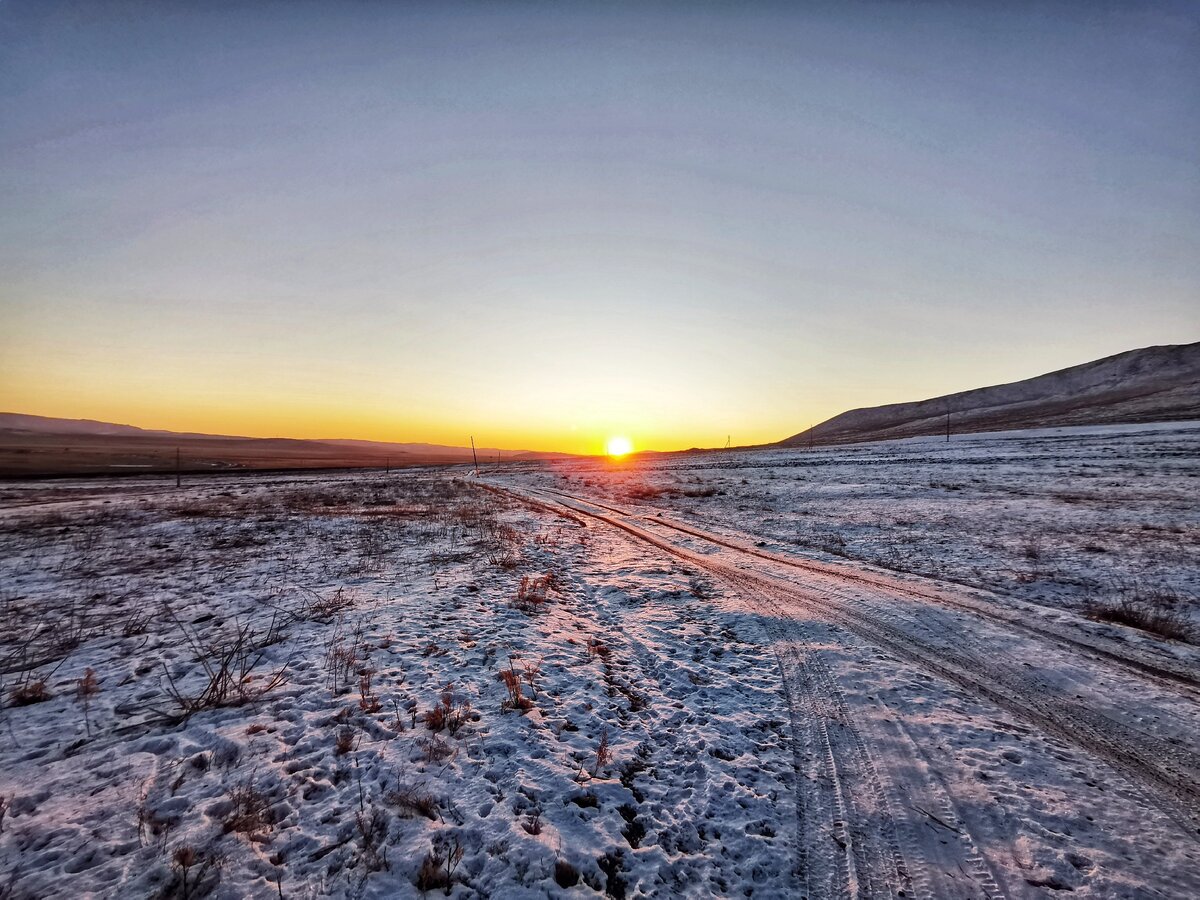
1,2 -> 1198,454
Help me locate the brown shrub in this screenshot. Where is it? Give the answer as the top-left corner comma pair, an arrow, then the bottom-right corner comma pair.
498,663 -> 533,712
1086,582 -> 1195,643
9,679 -> 50,706
424,688 -> 471,735
358,671 -> 382,714
335,725 -> 357,755
387,782 -> 438,820
512,573 -> 555,613
415,848 -> 448,892
224,780 -> 274,835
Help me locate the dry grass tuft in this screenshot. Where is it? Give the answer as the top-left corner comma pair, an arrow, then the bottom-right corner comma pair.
76,667 -> 100,736
555,858 -> 581,888
387,782 -> 439,820
160,610 -> 289,715
592,727 -> 613,778
358,671 -> 382,713
354,807 -> 390,873
512,572 -> 556,613
1086,581 -> 1195,643
335,725 -> 357,755
424,688 -> 471,735
498,662 -> 534,712
169,844 -> 226,900
415,847 -> 448,893
223,779 -> 274,835
8,678 -> 51,707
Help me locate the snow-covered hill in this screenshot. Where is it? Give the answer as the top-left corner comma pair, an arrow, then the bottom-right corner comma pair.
778,341 -> 1200,447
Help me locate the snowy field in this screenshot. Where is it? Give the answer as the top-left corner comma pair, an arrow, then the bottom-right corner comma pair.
0,422 -> 1198,898
519,422 -> 1200,628
0,473 -> 794,898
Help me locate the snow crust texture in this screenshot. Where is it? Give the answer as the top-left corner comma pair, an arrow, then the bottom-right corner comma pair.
2,421 -> 1198,898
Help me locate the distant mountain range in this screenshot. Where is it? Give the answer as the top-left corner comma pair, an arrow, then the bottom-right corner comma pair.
0,414 -> 571,477
777,341 -> 1200,448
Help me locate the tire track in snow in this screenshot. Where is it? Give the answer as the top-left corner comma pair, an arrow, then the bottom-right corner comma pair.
541,488 -> 1200,699
504,486 -> 919,898
530,489 -> 1200,833
501,487 -> 1200,864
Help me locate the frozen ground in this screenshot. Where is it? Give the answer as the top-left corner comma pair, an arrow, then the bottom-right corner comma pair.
0,473 -> 794,898
519,422 -> 1200,627
0,422 -> 1198,898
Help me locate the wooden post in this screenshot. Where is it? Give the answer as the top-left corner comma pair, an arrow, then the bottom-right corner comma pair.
946,406 -> 951,442
175,447 -> 181,488
470,436 -> 479,475
385,457 -> 390,474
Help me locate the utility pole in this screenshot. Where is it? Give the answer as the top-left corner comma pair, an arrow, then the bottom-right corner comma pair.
175,447 -> 181,488
470,436 -> 479,476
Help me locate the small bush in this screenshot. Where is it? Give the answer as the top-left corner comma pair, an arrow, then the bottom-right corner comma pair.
224,780 -> 274,835
1086,581 -> 1195,643
424,688 -> 471,735
416,848 -> 448,893
512,572 -> 555,613
498,663 -> 533,712
335,725 -> 356,755
387,782 -> 438,820
8,679 -> 50,706
1088,596 -> 1194,642
359,671 -> 382,713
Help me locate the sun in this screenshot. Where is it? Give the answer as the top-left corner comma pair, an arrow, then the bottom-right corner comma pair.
606,436 -> 633,458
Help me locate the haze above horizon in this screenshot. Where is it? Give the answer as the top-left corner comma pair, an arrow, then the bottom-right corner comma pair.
2,2 -> 1198,454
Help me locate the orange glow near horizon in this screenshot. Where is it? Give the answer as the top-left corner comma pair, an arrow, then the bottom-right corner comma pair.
0,345 -> 820,454
1,5 -> 1197,461
606,436 -> 633,458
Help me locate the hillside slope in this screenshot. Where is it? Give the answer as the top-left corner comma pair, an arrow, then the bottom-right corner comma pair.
778,342 -> 1200,447
0,414 -> 569,476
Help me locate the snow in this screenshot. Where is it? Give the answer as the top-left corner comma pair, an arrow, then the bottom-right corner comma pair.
0,473 -> 793,897
526,421 -> 1200,629
1,421 -> 1198,898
